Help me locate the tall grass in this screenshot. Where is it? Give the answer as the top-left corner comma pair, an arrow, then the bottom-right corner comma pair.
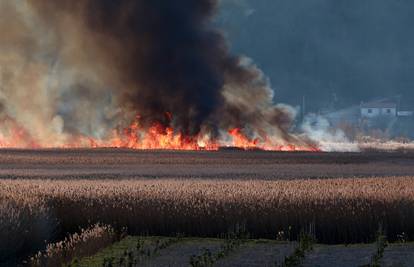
1,177 -> 414,251
0,187 -> 55,264
30,224 -> 117,267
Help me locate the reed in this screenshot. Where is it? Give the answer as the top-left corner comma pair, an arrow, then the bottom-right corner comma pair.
1,176 -> 414,250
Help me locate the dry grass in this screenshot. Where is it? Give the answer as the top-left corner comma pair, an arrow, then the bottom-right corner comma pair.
1,150 -> 414,264
0,186 -> 55,264
30,224 -> 117,267
1,177 -> 414,253
0,150 -> 414,181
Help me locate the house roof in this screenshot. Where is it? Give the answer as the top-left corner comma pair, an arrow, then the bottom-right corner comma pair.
360,101 -> 397,109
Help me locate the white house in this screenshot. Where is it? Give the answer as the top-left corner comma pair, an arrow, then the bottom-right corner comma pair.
397,111 -> 414,117
360,101 -> 397,118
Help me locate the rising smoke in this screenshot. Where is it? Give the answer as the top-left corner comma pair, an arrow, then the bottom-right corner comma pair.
0,0 -> 309,149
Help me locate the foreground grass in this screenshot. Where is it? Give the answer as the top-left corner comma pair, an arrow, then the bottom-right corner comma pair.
76,236 -> 223,267
75,236 -> 146,267
2,177 -> 414,245
31,224 -> 118,267
2,151 -> 414,264
76,237 -> 290,267
74,237 -> 414,267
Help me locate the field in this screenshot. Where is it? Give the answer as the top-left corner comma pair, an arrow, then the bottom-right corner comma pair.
75,236 -> 414,267
1,149 -> 414,266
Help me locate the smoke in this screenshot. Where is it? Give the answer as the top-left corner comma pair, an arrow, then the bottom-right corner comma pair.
0,0 -> 119,147
301,114 -> 359,152
0,0 -> 308,148
219,0 -> 256,17
301,113 -> 414,152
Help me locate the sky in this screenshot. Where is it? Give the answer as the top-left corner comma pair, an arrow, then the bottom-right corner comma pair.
219,0 -> 414,111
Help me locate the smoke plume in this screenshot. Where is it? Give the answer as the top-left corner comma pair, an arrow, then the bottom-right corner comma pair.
0,0 -> 311,149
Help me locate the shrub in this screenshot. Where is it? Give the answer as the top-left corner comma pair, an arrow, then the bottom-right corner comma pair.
0,190 -> 55,264
30,223 -> 117,267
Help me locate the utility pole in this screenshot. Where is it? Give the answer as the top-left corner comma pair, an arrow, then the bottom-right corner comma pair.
302,95 -> 306,121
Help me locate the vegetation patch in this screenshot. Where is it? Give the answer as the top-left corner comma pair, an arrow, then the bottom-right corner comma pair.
360,226 -> 388,267
278,229 -> 316,267
75,235 -> 182,267
2,176 -> 414,247
190,224 -> 250,266
30,224 -> 118,267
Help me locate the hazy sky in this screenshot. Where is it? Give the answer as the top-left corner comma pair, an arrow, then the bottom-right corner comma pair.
219,0 -> 414,111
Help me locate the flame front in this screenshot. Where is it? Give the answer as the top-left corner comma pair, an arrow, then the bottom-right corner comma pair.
0,114 -> 319,151
108,119 -> 218,151
227,127 -> 319,152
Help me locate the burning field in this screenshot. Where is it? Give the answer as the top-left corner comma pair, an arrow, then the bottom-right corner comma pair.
0,0 -> 321,152
0,1 -> 413,153
1,0 -> 414,266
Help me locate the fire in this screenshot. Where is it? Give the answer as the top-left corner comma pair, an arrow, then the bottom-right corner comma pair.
227,127 -> 320,152
0,114 -> 320,151
228,128 -> 259,149
102,115 -> 218,150
101,117 -> 319,151
0,117 -> 40,148
109,122 -> 217,151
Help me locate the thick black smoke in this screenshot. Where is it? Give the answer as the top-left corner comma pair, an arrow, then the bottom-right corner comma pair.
31,1 -> 222,134
85,1 -> 229,135
27,0 -> 296,139
0,0 -> 314,150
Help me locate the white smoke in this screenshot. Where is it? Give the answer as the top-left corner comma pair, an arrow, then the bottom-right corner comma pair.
0,1 -> 122,147
301,114 -> 360,152
219,0 -> 255,16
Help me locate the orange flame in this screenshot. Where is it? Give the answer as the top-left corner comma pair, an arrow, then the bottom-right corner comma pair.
228,128 -> 259,149
0,117 -> 40,148
0,114 -> 320,151
227,127 -> 320,152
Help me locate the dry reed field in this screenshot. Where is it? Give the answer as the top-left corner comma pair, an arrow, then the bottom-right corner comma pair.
1,149 -> 414,265
0,149 -> 413,180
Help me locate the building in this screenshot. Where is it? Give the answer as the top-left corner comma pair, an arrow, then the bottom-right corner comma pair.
316,97 -> 413,138
360,101 -> 397,118
398,111 -> 414,117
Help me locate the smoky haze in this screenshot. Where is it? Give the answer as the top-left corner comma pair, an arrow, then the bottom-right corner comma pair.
219,0 -> 414,111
